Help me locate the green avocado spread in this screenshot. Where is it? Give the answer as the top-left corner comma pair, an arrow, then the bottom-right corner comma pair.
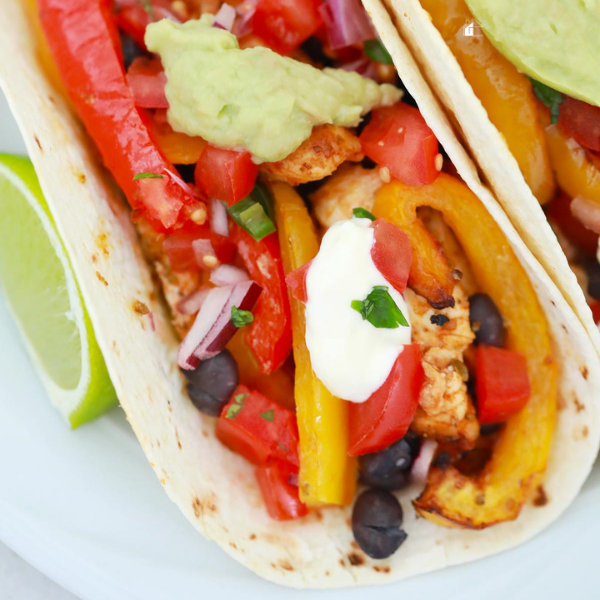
466,0 -> 600,107
145,16 -> 402,163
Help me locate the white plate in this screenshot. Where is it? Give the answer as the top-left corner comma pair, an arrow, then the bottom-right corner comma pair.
1,90 -> 600,600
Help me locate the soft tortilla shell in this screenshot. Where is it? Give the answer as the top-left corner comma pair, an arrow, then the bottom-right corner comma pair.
1,0 -> 599,587
383,0 -> 600,358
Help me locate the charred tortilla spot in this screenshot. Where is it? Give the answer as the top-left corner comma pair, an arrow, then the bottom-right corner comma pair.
192,497 -> 202,518
34,135 -> 43,152
373,565 -> 390,573
350,540 -> 360,550
279,560 -> 294,571
229,542 -> 237,550
580,366 -> 589,380
249,534 -> 256,540
325,571 -> 330,576
132,300 -> 150,316
95,271 -> 108,286
95,233 -> 110,257
339,559 -> 345,567
533,485 -> 548,507
78,172 -> 86,184
91,254 -> 98,264
574,398 -> 585,412
347,553 -> 364,566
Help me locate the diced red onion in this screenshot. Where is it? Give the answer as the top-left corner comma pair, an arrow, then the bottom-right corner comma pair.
177,287 -> 211,315
210,197 -> 229,237
192,238 -> 218,269
214,3 -> 236,31
411,439 -> 438,486
233,0 -> 258,37
164,168 -> 202,201
319,0 -> 377,50
341,57 -> 378,81
178,281 -> 262,369
571,196 -> 600,235
210,264 -> 249,287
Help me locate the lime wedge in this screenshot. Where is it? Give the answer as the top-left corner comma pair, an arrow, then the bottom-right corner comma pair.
0,154 -> 117,427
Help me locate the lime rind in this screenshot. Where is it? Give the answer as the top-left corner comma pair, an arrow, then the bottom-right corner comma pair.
0,154 -> 117,427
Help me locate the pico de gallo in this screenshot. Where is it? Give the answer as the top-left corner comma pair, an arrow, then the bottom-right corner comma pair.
38,0 -> 555,559
420,0 -> 600,326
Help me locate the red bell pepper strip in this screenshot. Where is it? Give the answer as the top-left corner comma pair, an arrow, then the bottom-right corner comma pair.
216,385 -> 300,466
235,229 -> 293,373
370,218 -> 412,294
475,346 -> 531,425
195,145 -> 259,207
255,459 -> 308,521
38,0 -> 203,232
348,344 -> 424,456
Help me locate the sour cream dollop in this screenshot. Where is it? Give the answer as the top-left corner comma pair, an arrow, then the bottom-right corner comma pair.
305,218 -> 411,403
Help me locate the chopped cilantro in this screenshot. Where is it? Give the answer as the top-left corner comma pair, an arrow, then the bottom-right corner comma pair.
352,285 -> 409,329
133,172 -> 163,180
226,393 -> 247,419
231,306 -> 254,328
228,186 -> 276,241
364,39 -> 393,65
260,410 -> 275,422
352,207 -> 376,221
529,78 -> 563,124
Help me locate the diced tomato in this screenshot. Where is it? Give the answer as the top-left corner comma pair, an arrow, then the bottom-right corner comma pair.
475,346 -> 531,425
235,229 -> 293,373
114,0 -> 181,50
360,104 -> 440,186
558,96 -> 600,153
217,385 -> 300,466
194,145 -> 258,207
348,344 -> 424,456
370,219 -> 412,294
252,0 -> 324,55
255,459 -> 308,520
163,226 -> 236,272
546,191 -> 599,257
285,260 -> 312,304
126,57 -> 168,109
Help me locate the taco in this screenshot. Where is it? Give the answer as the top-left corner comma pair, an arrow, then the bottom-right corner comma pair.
385,0 -> 600,354
1,0 -> 599,587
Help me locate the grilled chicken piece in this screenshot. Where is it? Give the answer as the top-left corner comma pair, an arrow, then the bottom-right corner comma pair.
261,125 -> 363,186
135,219 -> 201,337
311,163 -> 383,230
406,286 -> 479,446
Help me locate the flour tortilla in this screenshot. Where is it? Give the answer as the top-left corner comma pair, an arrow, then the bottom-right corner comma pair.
1,0 -> 599,587
382,0 -> 600,358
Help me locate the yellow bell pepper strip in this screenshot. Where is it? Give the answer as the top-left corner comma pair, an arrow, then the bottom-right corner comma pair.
373,173 -> 557,528
421,0 -> 555,205
271,182 -> 357,506
227,330 -> 295,412
545,124 -> 600,207
150,111 -> 207,166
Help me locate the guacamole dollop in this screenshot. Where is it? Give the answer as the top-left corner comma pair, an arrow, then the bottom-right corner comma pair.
466,0 -> 600,107
145,16 -> 402,163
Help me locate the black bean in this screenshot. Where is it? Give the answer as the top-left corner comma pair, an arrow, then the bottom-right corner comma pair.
183,350 -> 239,417
120,32 -> 146,70
352,489 -> 407,559
359,435 -> 418,491
469,293 -> 506,347
587,262 -> 600,301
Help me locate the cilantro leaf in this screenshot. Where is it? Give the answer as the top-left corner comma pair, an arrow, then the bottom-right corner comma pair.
352,285 -> 409,329
226,393 -> 247,419
133,172 -> 163,180
529,78 -> 563,124
352,207 -> 376,221
364,39 -> 393,65
231,306 -> 254,329
260,410 -> 275,422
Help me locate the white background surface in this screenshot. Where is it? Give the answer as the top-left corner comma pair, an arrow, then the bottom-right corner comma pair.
2,90 -> 600,600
